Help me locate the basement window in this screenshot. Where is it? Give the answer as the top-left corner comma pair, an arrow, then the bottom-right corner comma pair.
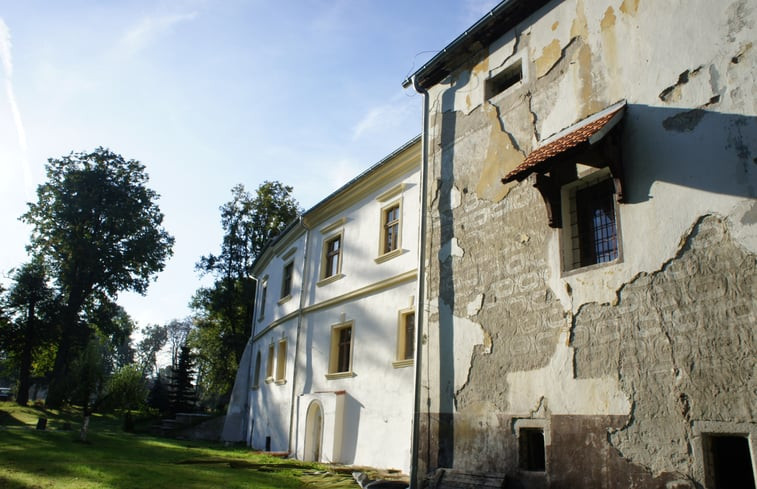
704,434 -> 756,489
519,428 -> 546,472
486,58 -> 523,99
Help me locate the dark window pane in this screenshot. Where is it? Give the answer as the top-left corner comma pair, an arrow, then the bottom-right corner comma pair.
576,179 -> 618,267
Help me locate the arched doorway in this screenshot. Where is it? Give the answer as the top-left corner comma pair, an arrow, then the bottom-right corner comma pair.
304,401 -> 323,462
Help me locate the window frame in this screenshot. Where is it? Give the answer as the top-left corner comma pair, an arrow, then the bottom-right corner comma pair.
376,200 -> 403,263
318,232 -> 345,286
279,261 -> 294,302
325,321 -> 355,379
265,343 -> 275,384
252,351 -> 261,390
275,339 -> 287,384
560,168 -> 623,274
393,308 -> 416,368
258,278 -> 268,321
514,418 -> 550,474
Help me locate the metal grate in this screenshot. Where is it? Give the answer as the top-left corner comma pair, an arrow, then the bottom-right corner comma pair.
575,179 -> 618,267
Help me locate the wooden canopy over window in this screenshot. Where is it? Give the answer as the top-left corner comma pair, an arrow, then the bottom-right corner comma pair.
502,100 -> 627,227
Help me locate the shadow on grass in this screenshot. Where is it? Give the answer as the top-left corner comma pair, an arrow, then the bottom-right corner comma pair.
0,474 -> 34,489
0,427 -> 330,489
0,409 -> 27,426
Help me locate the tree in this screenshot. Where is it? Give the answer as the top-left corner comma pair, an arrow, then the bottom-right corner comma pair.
22,148 -> 174,408
165,318 -> 193,370
192,182 -> 300,403
0,260 -> 59,405
102,364 -> 148,431
69,336 -> 110,442
135,324 -> 167,377
169,345 -> 196,414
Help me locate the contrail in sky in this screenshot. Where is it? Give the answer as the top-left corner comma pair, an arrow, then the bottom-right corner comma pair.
0,17 -> 32,198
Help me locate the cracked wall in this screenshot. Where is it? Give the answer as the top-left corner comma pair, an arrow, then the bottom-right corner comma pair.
416,0 -> 757,486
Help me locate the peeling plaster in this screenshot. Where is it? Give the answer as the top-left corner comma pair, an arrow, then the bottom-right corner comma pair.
534,39 -> 562,79
438,299 -> 487,396
466,294 -> 484,317
475,104 -> 523,202
619,0 -> 640,16
505,332 -> 631,416
439,236 -> 464,262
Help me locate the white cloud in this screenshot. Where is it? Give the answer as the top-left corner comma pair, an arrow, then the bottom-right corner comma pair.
0,17 -> 31,197
352,92 -> 418,141
119,11 -> 198,55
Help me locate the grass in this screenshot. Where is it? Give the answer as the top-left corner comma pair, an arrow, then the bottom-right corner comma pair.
0,401 -> 358,489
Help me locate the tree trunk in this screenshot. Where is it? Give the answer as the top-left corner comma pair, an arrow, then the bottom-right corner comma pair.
16,301 -> 35,406
46,292 -> 87,409
80,412 -> 90,442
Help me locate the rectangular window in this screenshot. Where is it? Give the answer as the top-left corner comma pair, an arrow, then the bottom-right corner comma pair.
704,434 -> 756,489
252,352 -> 261,389
328,322 -> 354,376
394,310 -> 415,368
563,174 -> 621,271
519,428 -> 546,472
258,281 -> 268,320
383,204 -> 400,254
281,262 -> 293,299
402,312 -> 415,360
266,343 -> 275,382
275,340 -> 287,383
575,179 -> 618,267
324,235 -> 342,278
486,58 -> 523,99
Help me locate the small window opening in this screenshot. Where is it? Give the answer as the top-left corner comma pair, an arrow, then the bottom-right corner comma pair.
487,59 -> 523,99
281,262 -> 293,298
265,436 -> 271,452
519,428 -> 546,472
336,327 -> 352,373
706,435 -> 756,489
324,235 -> 341,278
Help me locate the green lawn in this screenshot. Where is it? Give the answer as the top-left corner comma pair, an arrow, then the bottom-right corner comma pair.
0,402 -> 358,489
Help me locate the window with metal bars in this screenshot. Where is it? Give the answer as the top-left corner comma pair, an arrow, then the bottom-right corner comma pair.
571,178 -> 618,268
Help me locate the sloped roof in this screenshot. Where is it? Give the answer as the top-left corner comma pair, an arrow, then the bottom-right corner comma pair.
502,100 -> 626,183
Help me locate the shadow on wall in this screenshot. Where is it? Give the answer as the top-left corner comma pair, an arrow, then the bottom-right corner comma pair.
339,391 -> 363,464
621,104 -> 756,204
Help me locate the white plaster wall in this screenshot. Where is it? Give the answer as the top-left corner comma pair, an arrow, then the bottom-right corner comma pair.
295,280 -> 417,473
305,167 -> 420,306
249,318 -> 297,452
252,231 -> 307,336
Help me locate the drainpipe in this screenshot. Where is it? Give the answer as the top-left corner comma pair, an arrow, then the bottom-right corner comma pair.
407,74 -> 429,489
288,217 -> 311,457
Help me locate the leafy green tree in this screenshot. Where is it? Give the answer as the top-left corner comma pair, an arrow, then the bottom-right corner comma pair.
103,364 -> 148,431
22,148 -> 174,408
0,260 -> 59,405
69,336 -> 110,442
192,182 -> 300,403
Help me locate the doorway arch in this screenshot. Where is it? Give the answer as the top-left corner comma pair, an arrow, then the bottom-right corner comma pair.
304,401 -> 323,462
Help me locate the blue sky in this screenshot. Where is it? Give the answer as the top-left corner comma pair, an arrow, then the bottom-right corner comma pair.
0,0 -> 497,330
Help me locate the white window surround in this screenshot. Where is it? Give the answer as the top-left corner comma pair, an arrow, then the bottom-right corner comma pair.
560,167 -> 623,275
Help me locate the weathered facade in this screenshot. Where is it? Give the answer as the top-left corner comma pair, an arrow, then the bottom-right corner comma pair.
223,137 -> 421,473
406,0 -> 757,487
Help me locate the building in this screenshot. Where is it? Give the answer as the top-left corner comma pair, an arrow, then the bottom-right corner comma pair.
404,0 -> 757,487
224,136 -> 421,473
